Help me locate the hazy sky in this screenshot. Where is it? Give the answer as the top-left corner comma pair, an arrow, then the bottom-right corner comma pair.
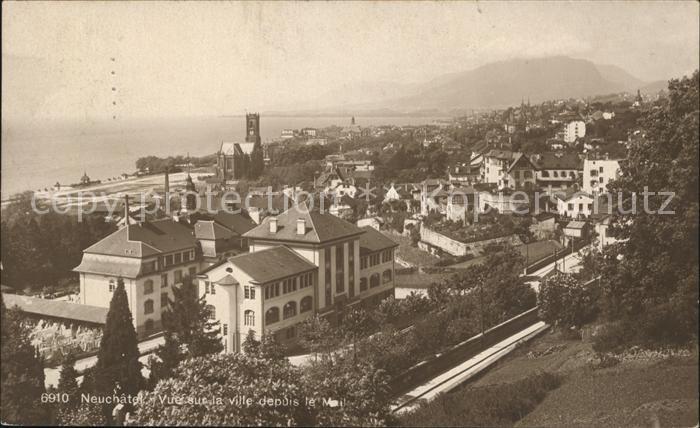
2,1 -> 698,121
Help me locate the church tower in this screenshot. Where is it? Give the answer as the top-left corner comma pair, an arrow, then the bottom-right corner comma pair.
245,113 -> 261,144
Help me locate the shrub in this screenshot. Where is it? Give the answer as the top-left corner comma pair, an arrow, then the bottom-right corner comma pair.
592,321 -> 629,353
538,272 -> 598,329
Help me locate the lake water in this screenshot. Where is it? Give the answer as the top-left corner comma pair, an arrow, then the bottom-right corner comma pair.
1,115 -> 443,197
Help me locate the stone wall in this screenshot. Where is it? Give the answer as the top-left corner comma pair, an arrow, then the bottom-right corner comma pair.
419,226 -> 523,257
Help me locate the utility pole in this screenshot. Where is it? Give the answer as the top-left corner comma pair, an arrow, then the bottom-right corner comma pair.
479,279 -> 485,344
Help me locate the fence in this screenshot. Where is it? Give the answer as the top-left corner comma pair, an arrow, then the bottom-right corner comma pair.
389,306 -> 540,396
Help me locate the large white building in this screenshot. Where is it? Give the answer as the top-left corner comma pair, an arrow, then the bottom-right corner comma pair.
74,211 -> 256,337
74,219 -> 201,337
481,150 -> 536,190
582,156 -> 623,195
197,204 -> 398,352
563,120 -> 586,143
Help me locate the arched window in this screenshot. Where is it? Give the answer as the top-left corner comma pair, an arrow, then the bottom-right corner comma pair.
144,279 -> 154,295
541,170 -> 549,178
553,171 -> 559,178
145,319 -> 154,332
300,296 -> 313,313
360,278 -> 368,292
265,307 -> 280,325
569,171 -> 576,178
370,274 -> 380,288
244,310 -> 255,326
283,301 -> 297,319
205,304 -> 216,320
144,299 -> 154,315
382,269 -> 393,284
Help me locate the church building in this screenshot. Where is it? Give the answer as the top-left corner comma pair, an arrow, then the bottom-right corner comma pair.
216,113 -> 261,181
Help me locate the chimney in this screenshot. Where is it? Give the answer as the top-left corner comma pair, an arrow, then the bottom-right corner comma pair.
124,194 -> 130,227
269,216 -> 278,234
164,167 -> 170,195
297,218 -> 306,235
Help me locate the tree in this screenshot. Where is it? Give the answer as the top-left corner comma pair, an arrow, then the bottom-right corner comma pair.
56,353 -> 80,417
157,276 -> 222,366
302,354 -> 393,426
601,71 -> 699,346
249,141 -> 265,179
341,308 -> 375,357
241,329 -> 260,355
298,315 -> 339,360
92,278 -> 144,422
538,272 -> 597,329
0,298 -> 49,425
133,354 -> 312,426
258,332 -> 286,360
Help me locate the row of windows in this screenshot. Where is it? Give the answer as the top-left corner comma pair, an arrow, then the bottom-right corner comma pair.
264,273 -> 313,300
108,266 -> 197,294
541,170 -> 577,179
361,250 -> 393,270
359,270 -> 393,291
161,250 -> 196,269
264,296 -> 313,325
567,203 -> 593,212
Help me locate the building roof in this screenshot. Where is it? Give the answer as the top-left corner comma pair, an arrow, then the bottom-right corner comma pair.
358,227 -> 398,256
531,152 -> 583,170
565,220 -> 587,230
191,211 -> 257,240
554,188 -> 593,202
506,153 -> 537,173
421,178 -> 450,187
81,219 -> 197,258
194,220 -> 234,241
484,149 -> 517,160
213,211 -> 256,235
2,293 -> 107,325
73,254 -> 144,278
220,142 -> 255,156
243,203 -> 365,244
228,246 -> 316,284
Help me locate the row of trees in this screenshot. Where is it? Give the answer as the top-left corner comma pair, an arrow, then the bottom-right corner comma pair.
295,245 -> 537,379
135,154 -> 216,174
0,193 -> 116,291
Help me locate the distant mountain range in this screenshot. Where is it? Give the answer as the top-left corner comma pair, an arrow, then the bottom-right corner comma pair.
268,56 -> 670,116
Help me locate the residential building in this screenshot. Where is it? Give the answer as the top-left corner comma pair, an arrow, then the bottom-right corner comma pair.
531,151 -> 583,192
563,120 -> 586,143
555,189 -> 594,219
197,204 -> 398,353
194,211 -> 257,266
243,203 -> 397,314
74,218 -> 201,337
196,246 -> 317,353
582,155 -> 623,195
481,149 -> 535,190
502,153 -> 537,190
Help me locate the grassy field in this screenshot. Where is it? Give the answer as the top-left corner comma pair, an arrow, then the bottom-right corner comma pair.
467,330 -> 699,427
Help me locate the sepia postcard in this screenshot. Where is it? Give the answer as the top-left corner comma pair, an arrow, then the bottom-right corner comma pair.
1,1 -> 698,426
